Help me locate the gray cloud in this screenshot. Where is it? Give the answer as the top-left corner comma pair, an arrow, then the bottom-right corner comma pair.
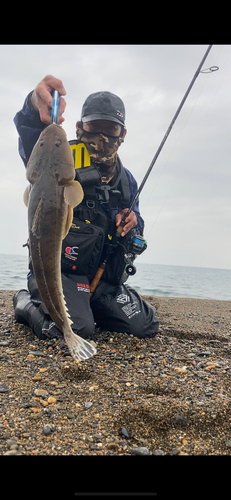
0,44 -> 230,269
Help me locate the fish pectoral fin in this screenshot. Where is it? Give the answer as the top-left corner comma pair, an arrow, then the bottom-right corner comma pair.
23,184 -> 31,207
64,181 -> 84,208
62,205 -> 73,239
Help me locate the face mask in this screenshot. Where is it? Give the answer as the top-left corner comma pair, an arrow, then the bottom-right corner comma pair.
76,125 -> 124,181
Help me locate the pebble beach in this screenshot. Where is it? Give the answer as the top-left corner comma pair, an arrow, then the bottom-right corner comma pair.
1,289 -> 231,457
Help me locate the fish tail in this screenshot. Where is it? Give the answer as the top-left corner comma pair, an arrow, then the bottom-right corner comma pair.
64,327 -> 97,361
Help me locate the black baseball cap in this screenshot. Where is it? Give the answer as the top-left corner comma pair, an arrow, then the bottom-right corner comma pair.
81,91 -> 125,126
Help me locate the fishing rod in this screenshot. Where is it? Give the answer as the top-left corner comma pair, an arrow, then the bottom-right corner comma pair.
116,44 -> 218,235
90,44 -> 218,295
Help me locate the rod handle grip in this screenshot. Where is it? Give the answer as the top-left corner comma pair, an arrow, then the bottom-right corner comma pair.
116,219 -> 126,237
90,262 -> 106,296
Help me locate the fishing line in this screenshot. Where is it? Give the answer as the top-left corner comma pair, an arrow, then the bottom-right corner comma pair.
142,49 -> 221,236
124,45 -> 214,223
141,68 -> 212,219
199,48 -> 231,117
90,45 -> 217,293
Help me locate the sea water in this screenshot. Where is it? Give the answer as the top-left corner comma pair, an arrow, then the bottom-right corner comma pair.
0,254 -> 230,301
128,262 -> 231,301
0,254 -> 28,291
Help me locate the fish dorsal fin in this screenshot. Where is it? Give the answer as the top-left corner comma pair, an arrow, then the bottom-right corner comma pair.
64,180 -> 83,208
23,184 -> 31,207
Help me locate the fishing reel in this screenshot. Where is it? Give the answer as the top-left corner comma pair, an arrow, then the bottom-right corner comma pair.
131,234 -> 147,254
123,232 -> 147,276
103,230 -> 147,285
124,254 -> 137,276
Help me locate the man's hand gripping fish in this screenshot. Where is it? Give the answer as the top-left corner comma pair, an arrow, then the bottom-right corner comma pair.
23,124 -> 96,361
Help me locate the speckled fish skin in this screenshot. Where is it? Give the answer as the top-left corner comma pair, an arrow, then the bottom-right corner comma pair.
24,124 -> 96,361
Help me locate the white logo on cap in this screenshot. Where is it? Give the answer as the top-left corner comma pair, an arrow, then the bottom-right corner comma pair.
116,110 -> 123,118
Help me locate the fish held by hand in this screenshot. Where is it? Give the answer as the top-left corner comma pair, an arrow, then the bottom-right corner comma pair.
24,124 -> 96,361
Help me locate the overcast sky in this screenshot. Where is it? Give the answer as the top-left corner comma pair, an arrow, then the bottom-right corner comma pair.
0,44 -> 231,269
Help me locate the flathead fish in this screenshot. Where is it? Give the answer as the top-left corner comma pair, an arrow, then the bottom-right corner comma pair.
23,124 -> 96,361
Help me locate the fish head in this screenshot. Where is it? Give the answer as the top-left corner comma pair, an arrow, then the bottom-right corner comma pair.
26,124 -> 76,186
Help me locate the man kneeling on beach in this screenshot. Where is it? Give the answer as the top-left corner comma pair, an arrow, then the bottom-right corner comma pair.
13,75 -> 159,342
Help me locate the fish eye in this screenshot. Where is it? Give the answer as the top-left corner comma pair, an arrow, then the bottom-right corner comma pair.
55,140 -> 61,147
40,141 -> 44,147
